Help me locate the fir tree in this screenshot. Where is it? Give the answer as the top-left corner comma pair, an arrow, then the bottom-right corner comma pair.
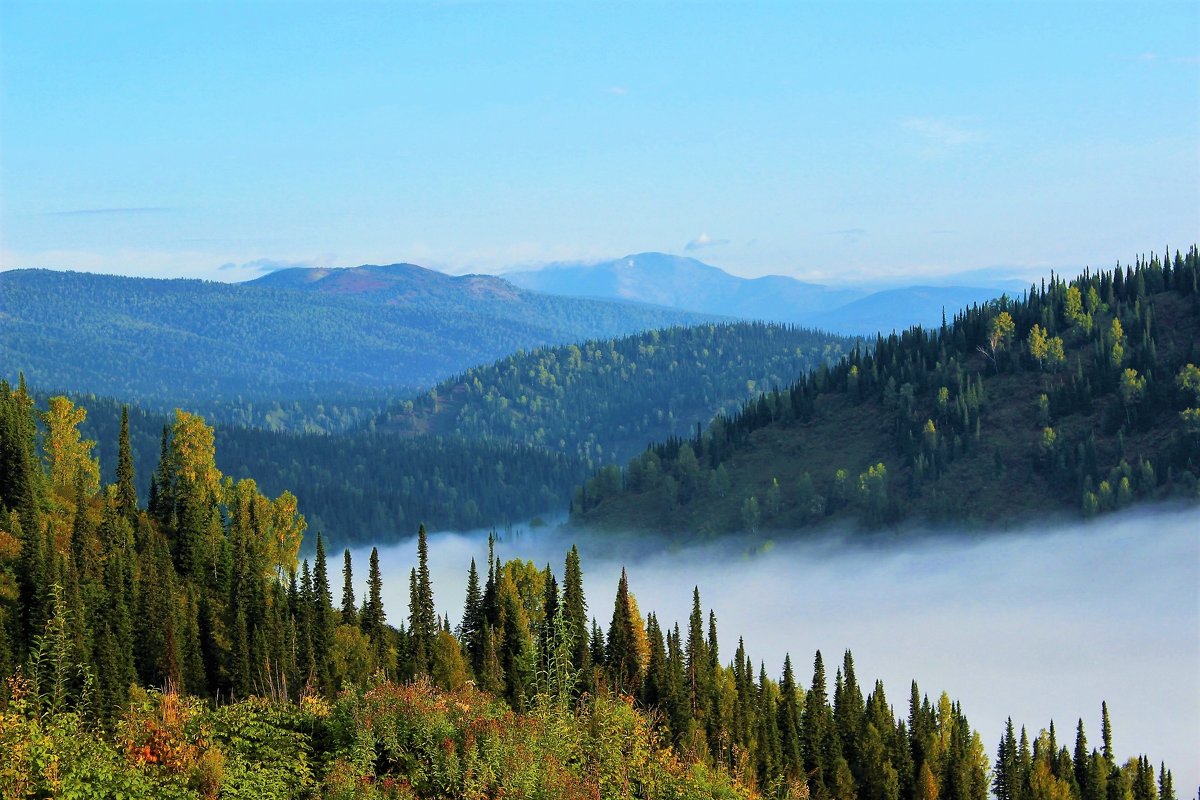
605,568 -> 638,695
562,544 -> 591,692
359,546 -> 388,674
408,524 -> 437,676
778,653 -> 803,781
538,564 -> 558,674
116,405 -> 138,523
685,586 -> 709,716
311,533 -> 334,692
460,558 -> 484,673
340,548 -> 356,626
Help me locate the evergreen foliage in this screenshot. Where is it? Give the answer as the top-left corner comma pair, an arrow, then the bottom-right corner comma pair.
575,248 -> 1200,533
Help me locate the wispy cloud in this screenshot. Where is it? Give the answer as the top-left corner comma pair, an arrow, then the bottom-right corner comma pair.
605,86 -> 628,96
823,227 -> 867,244
685,232 -> 730,251
901,118 -> 982,148
44,206 -> 175,217
1114,52 -> 1197,65
218,257 -> 329,274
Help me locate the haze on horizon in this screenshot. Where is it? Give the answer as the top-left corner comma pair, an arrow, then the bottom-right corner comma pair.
1,2 -> 1197,285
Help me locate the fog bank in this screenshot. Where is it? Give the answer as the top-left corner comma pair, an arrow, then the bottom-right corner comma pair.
349,505 -> 1199,794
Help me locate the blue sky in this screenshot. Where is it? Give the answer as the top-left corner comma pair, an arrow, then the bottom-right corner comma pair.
1,1 -> 1197,284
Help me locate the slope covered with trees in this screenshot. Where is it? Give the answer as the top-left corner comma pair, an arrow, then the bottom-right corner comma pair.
0,266 -> 715,427
381,322 -> 852,465
40,391 -> 576,546
0,388 -> 1180,798
574,248 -> 1200,535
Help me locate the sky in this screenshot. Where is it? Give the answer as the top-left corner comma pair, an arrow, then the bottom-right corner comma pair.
1,1 -> 1197,285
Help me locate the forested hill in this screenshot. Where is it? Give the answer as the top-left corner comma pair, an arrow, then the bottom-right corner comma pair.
0,385 -> 1180,797
40,392 -> 579,546
379,322 -> 853,465
574,247 -> 1200,535
0,266 -> 716,422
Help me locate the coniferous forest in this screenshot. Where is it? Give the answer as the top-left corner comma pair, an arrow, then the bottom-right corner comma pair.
575,250 -> 1200,535
0,283 -> 1189,797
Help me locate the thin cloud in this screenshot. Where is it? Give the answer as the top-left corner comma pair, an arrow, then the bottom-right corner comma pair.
823,228 -> 867,244
217,257 -> 327,273
44,206 -> 175,217
901,118 -> 982,148
606,86 -> 628,96
685,233 -> 730,251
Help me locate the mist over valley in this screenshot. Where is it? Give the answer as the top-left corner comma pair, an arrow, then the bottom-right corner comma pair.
352,505 -> 1199,795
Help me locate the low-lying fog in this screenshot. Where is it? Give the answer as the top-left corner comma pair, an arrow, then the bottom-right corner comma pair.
347,505 -> 1199,793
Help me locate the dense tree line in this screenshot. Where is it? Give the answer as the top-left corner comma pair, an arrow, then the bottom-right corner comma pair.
40,391 -> 581,547
383,322 -> 852,465
0,266 -> 714,427
575,247 -> 1200,533
0,388 -> 1181,798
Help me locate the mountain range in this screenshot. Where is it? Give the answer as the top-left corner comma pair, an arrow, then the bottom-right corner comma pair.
505,252 -> 1019,334
0,264 -> 714,417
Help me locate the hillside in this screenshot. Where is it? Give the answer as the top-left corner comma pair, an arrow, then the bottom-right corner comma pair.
505,251 -> 1010,333
574,248 -> 1200,535
43,392 -> 576,547
379,322 -> 853,465
0,266 -> 716,422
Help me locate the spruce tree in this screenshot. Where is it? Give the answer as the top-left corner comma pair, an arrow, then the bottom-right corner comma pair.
605,568 -> 638,695
803,650 -> 833,798
1100,701 -> 1113,767
340,548 -> 356,626
685,586 -> 709,716
361,547 -> 387,672
562,545 -> 591,687
148,425 -> 172,529
539,565 -> 558,674
408,567 -> 427,676
311,533 -> 334,692
778,654 -> 803,780
116,405 -> 138,523
409,524 -> 436,675
836,650 -> 865,785
460,558 -> 484,674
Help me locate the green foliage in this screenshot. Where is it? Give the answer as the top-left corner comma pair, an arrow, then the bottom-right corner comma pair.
385,322 -> 851,466
576,246 -> 1200,534
1,266 -> 715,425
